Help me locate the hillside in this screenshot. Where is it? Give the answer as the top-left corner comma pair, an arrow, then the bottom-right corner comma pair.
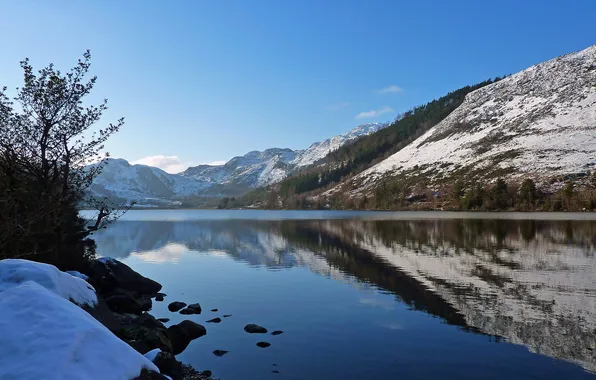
348,44 -> 596,195
233,44 -> 596,211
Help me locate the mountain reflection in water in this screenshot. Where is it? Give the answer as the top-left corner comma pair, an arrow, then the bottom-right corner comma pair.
93,217 -> 596,373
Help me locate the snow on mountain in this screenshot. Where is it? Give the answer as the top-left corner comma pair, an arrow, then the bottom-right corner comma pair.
89,158 -> 210,203
291,122 -> 387,168
178,122 -> 387,193
348,44 -> 596,194
91,122 -> 387,203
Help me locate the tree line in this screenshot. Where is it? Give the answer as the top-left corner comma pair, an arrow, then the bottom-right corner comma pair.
0,52 -> 125,270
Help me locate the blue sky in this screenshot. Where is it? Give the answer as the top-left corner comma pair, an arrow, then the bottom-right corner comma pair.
1,1 -> 595,172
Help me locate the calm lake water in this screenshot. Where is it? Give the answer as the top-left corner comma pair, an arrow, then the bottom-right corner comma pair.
89,210 -> 596,379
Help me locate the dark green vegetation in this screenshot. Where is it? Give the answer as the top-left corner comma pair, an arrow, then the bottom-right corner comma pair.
0,52 -> 124,270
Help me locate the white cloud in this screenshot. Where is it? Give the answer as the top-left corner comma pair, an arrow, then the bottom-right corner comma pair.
131,155 -> 187,173
379,85 -> 403,94
131,156 -> 227,172
355,106 -> 394,119
327,102 -> 350,111
201,160 -> 226,166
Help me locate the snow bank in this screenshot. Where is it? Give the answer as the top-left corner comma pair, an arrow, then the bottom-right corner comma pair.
0,281 -> 158,380
143,348 -> 161,362
0,259 -> 97,307
66,270 -> 89,281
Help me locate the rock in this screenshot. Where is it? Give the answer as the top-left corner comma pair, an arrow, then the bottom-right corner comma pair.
271,330 -> 284,336
212,350 -> 228,357
210,309 -> 218,312
179,303 -> 201,315
256,341 -> 271,348
87,258 -> 162,295
223,314 -> 232,318
133,368 -> 169,380
157,318 -> 170,323
168,301 -> 187,312
272,370 -> 280,374
206,318 -> 221,323
105,293 -> 144,315
181,364 -> 212,380
167,320 -> 207,355
118,325 -> 173,354
153,351 -> 184,380
188,303 -> 202,313
244,324 -> 267,333
134,313 -> 166,330
154,293 -> 167,302
201,370 -> 212,377
138,295 -> 153,312
83,294 -> 120,332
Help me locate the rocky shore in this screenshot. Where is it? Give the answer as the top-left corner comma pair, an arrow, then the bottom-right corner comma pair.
0,258 -> 214,380
82,257 -> 216,380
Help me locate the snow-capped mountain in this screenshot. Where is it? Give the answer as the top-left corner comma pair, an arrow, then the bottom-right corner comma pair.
180,122 -> 387,193
345,44 -> 596,195
90,122 -> 387,203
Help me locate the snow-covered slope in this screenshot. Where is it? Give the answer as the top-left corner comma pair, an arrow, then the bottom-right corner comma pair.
89,158 -> 210,204
291,122 -> 387,168
181,122 -> 387,193
349,44 -> 596,194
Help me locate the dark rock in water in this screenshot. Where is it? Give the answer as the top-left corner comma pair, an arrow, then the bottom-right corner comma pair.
272,364 -> 278,366
105,293 -> 144,315
152,351 -> 184,380
201,370 -> 212,377
168,301 -> 187,312
87,258 -> 162,295
206,318 -> 221,323
181,364 -> 212,380
244,324 -> 267,334
212,350 -> 228,357
157,318 -> 170,323
210,309 -> 218,312
272,370 -> 280,374
83,294 -> 120,332
132,368 -> 169,380
154,293 -> 167,302
179,303 -> 202,315
256,341 -> 271,348
223,314 -> 232,318
187,303 -> 202,313
167,320 -> 207,355
271,330 -> 284,336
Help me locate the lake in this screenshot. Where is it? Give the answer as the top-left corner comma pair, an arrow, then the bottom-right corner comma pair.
88,210 -> 596,379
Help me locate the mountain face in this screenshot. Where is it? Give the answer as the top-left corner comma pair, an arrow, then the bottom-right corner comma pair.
346,45 -> 596,195
90,122 -> 387,204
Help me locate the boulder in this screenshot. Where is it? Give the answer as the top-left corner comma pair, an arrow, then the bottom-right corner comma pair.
271,330 -> 284,336
168,301 -> 187,312
154,293 -> 167,302
135,313 -> 166,330
212,350 -> 228,357
86,258 -> 162,296
82,294 -> 120,332
179,303 -> 201,315
256,341 -> 271,348
132,369 -> 169,380
157,318 -> 170,323
210,309 -> 218,312
105,293 -> 144,315
244,324 -> 267,334
206,318 -> 221,323
223,314 -> 232,318
152,351 -> 184,380
117,325 -> 173,354
167,320 -> 207,355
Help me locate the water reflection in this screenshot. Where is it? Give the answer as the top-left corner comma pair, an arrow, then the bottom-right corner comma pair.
93,218 -> 596,373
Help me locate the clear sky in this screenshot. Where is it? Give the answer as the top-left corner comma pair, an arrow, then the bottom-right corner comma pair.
1,1 -> 595,173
